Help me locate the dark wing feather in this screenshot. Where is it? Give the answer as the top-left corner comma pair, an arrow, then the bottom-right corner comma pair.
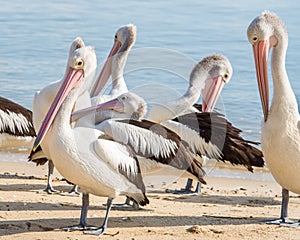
174,112 -> 264,171
28,145 -> 48,165
0,96 -> 36,137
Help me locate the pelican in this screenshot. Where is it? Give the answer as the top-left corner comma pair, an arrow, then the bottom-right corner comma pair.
0,97 -> 35,149
31,45 -> 205,235
247,11 -> 300,226
90,24 -> 136,100
147,54 -> 264,194
29,37 -> 95,194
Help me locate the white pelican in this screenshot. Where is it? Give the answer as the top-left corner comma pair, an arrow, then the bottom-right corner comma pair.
90,24 -> 136,100
31,44 -> 205,235
247,11 -> 300,226
147,54 -> 264,194
29,37 -> 96,194
0,97 -> 35,149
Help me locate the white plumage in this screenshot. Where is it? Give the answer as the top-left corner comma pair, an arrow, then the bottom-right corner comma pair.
97,119 -> 178,159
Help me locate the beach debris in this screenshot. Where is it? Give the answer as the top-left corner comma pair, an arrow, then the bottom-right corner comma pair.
187,225 -> 225,235
25,221 -> 54,231
186,225 -> 203,234
121,217 -> 132,222
210,228 -> 224,234
104,231 -> 120,236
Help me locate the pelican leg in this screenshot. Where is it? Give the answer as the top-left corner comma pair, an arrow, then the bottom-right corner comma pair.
59,179 -> 80,196
263,188 -> 299,227
194,182 -> 202,194
84,198 -> 113,235
67,184 -> 80,196
111,197 -> 140,211
43,160 -> 59,194
62,193 -> 97,231
166,179 -> 199,195
280,188 -> 289,221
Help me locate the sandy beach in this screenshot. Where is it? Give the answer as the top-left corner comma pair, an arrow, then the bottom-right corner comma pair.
0,161 -> 299,240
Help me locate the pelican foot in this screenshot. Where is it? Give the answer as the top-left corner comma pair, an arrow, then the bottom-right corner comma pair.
84,227 -> 105,235
280,220 -> 300,228
41,187 -> 59,194
111,203 -> 140,211
165,188 -> 200,195
61,224 -> 98,232
263,218 -> 300,227
59,191 -> 80,197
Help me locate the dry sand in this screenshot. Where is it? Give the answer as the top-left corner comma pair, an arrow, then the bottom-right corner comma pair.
0,161 -> 299,240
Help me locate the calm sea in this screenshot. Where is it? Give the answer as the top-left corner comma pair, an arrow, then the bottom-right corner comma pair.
0,0 -> 299,164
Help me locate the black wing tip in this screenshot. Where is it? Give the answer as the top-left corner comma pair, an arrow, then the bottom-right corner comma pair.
28,145 -> 48,166
128,194 -> 150,207
139,194 -> 150,206
28,157 -> 48,166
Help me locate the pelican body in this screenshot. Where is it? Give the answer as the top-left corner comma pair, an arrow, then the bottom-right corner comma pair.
30,38 -> 91,194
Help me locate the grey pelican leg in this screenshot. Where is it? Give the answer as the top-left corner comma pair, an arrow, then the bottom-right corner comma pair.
43,160 -> 59,194
62,193 -> 97,231
84,198 -> 114,235
166,178 -> 200,195
111,197 -> 140,211
194,182 -> 202,194
264,188 -> 299,227
280,188 -> 289,221
67,184 -> 80,196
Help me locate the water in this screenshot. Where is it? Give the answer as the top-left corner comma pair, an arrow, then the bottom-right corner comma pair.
0,1 -> 299,173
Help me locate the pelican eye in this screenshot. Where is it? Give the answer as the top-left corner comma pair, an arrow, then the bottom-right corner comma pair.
253,36 -> 258,42
224,73 -> 229,79
75,59 -> 84,69
120,95 -> 127,101
114,34 -> 118,40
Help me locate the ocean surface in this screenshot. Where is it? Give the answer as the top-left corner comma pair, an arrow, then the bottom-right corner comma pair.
0,1 -> 299,178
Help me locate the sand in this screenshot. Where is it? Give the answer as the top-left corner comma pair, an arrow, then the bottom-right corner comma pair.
0,161 -> 299,240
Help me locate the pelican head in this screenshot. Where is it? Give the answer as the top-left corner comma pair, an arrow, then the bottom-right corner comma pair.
247,11 -> 287,121
33,45 -> 97,151
114,92 -> 147,120
69,37 -> 85,56
193,54 -> 232,112
114,24 -> 137,52
71,92 -> 147,122
90,24 -> 137,97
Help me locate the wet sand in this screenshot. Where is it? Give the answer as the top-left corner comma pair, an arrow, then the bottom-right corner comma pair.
0,161 -> 299,240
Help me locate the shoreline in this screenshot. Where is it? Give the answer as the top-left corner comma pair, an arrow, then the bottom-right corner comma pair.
0,161 -> 299,239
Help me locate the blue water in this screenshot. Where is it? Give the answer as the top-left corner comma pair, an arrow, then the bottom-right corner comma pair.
0,1 -> 300,162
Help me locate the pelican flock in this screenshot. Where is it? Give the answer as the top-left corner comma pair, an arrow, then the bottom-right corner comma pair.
1,9 -> 299,237
248,11 -> 300,226
31,44 -> 207,234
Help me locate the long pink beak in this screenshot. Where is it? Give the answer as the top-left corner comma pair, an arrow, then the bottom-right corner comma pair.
202,76 -> 225,112
252,40 -> 270,122
90,40 -> 122,97
71,97 -> 124,122
32,67 -> 84,151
